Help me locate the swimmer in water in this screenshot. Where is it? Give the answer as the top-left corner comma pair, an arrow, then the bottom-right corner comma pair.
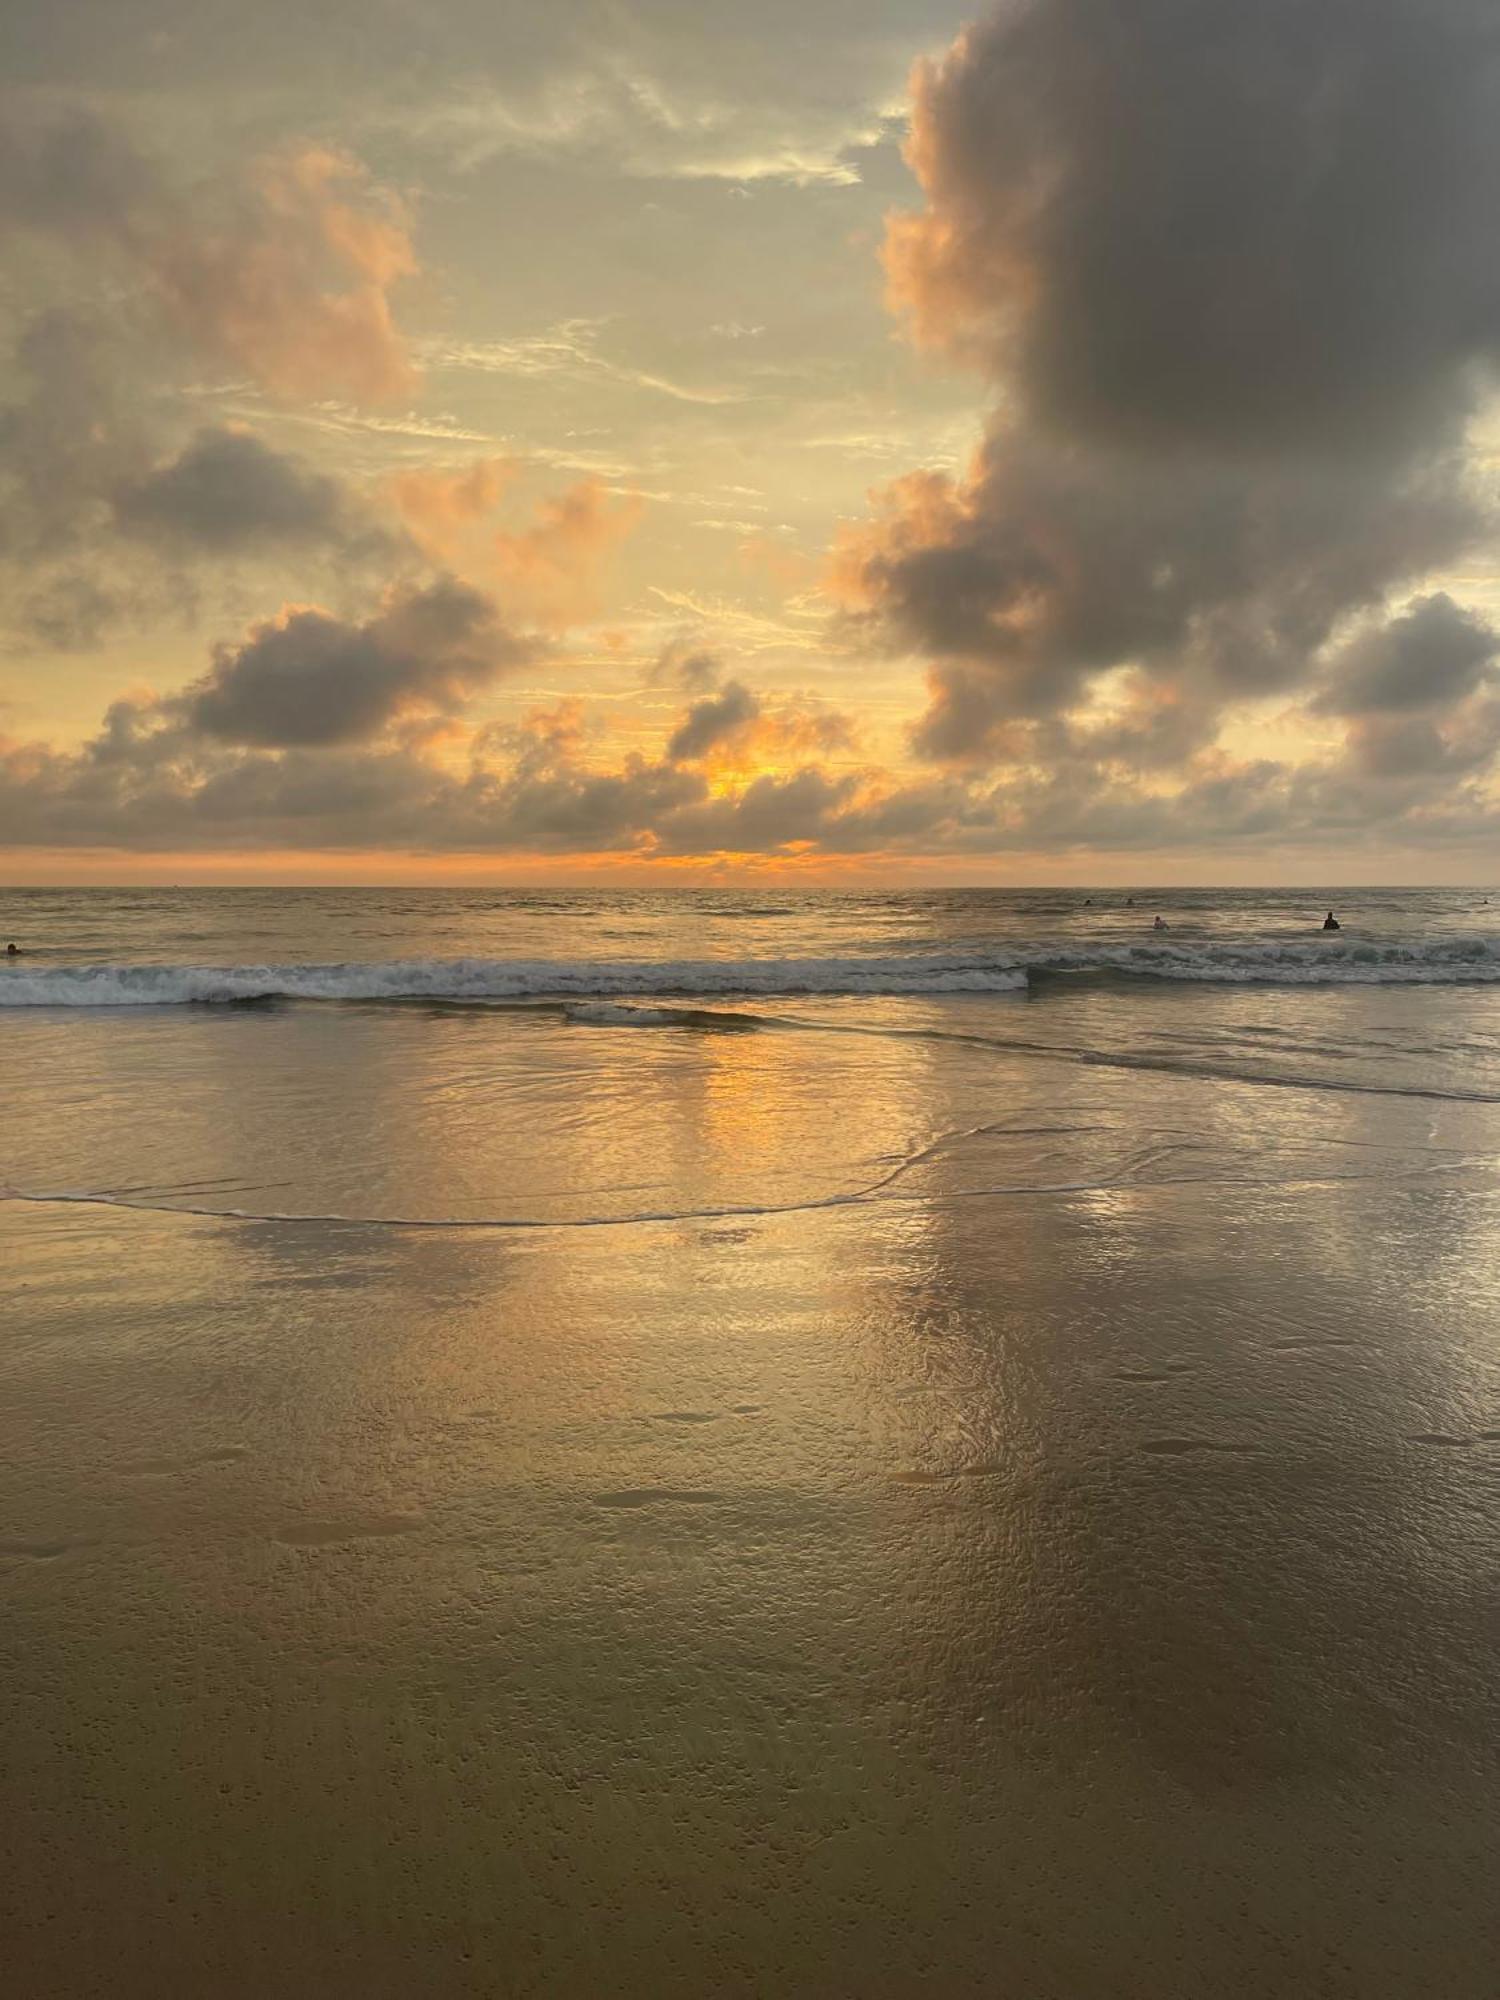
1322,911 -> 1340,931
1153,915 -> 1168,931
5,942 -> 18,956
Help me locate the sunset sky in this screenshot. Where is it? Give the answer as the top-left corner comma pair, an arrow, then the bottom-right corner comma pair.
4,0 -> 1500,883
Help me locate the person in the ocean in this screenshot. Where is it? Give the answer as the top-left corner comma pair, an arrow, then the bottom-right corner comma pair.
1322,911 -> 1340,931
5,942 -> 18,956
1153,915 -> 1168,931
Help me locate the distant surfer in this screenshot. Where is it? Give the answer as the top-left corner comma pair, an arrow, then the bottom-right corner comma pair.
1153,915 -> 1168,931
1322,911 -> 1340,931
5,942 -> 18,956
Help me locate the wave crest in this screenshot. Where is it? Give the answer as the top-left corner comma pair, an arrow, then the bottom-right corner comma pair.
3,934 -> 1499,1008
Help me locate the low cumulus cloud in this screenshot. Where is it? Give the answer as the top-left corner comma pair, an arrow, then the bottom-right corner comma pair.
836,0 -> 1500,795
666,676 -> 855,769
184,578 -> 533,747
11,634 -> 1500,862
113,426 -> 376,554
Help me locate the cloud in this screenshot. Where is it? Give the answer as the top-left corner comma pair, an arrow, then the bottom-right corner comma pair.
0,310 -> 394,645
0,109 -> 423,643
184,577 -> 533,747
1313,593 -> 1499,716
838,0 -> 1500,775
665,679 -> 761,761
387,460 -> 645,628
427,321 -> 748,405
8,670 -> 1500,862
148,144 -> 419,406
388,457 -> 517,559
0,307 -> 142,564
0,107 -> 418,406
834,434 -> 1474,759
665,676 -> 856,769
388,37 -> 903,189
113,426 -> 371,553
885,0 -> 1500,455
0,103 -> 157,239
490,479 -> 644,627
649,639 -> 723,693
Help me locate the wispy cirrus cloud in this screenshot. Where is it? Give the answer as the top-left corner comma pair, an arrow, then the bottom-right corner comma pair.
384,59 -> 897,187
425,320 -> 750,406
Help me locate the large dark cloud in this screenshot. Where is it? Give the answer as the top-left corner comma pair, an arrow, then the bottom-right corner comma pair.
888,0 -> 1500,455
1313,593 -> 1499,717
113,427 -> 370,554
0,104 -> 156,240
185,579 -> 533,747
843,0 -> 1500,775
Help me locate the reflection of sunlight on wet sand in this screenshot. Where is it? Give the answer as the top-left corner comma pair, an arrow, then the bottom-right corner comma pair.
7,1022 -> 1500,1991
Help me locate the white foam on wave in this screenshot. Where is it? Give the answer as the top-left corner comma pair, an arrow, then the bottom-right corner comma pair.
1030,936 -> 1500,985
3,933 -> 1499,1008
0,954 -> 1030,1008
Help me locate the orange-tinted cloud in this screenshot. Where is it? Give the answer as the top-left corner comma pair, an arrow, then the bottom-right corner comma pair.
491,479 -> 644,627
147,145 -> 419,406
664,676 -> 855,785
881,32 -> 1027,368
388,457 -> 517,565
0,113 -> 419,407
388,460 -> 644,626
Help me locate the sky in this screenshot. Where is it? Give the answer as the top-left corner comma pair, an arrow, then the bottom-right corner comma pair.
3,0 -> 1500,885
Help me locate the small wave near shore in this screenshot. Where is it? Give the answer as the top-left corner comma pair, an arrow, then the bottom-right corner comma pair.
4,933 -> 1500,1007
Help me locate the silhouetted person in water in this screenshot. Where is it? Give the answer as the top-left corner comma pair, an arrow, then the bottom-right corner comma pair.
1153,915 -> 1168,931
1322,911 -> 1340,931
5,942 -> 18,956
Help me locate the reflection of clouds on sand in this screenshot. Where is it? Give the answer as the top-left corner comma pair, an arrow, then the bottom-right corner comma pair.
831,1069 -> 1500,1820
6,991 -> 1500,1992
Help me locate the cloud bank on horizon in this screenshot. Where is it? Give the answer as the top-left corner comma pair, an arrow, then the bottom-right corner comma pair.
3,0 -> 1500,878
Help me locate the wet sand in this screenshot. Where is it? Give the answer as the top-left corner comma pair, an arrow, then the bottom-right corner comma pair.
4,1134 -> 1500,1996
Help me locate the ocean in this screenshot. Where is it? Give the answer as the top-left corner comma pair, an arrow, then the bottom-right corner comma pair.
4,886 -> 1500,1994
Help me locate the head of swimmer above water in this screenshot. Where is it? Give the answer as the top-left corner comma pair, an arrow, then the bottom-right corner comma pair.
1323,912 -> 1340,930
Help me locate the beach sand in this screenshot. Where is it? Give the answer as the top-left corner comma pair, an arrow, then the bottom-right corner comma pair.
5,1109 -> 1499,1996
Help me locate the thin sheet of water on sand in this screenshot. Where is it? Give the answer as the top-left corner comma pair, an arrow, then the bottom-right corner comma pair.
3,998 -> 1500,1995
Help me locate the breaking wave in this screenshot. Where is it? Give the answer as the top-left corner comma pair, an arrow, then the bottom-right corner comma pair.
3,933 -> 1500,1007
0,954 -> 1029,1008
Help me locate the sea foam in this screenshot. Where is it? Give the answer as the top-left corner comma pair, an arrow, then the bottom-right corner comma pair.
2,934 -> 1499,1007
